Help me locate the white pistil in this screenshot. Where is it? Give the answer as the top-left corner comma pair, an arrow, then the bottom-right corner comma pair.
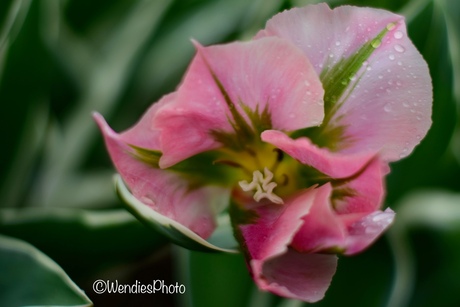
238,167 -> 284,204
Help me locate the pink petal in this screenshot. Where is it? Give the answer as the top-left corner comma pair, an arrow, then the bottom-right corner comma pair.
261,130 -> 376,178
257,4 -> 432,162
235,187 -> 336,302
292,184 -> 393,255
291,184 -> 347,253
343,208 -> 395,255
252,251 -> 337,303
93,112 -> 229,239
154,37 -> 324,167
332,157 -> 389,214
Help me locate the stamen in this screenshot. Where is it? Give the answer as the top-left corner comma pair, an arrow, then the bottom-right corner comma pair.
238,167 -> 284,204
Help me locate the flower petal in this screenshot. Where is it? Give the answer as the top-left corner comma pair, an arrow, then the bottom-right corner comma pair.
261,129 -> 375,178
332,157 -> 389,214
343,208 -> 395,255
154,37 -> 324,167
232,187 -> 336,301
252,250 -> 337,303
291,184 -> 347,253
93,112 -> 229,239
292,183 -> 393,254
257,3 -> 432,162
114,174 -> 237,252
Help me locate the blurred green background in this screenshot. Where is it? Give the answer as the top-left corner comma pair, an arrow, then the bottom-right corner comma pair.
0,0 -> 459,306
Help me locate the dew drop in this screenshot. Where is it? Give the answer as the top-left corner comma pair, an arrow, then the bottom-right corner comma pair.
403,102 -> 409,108
397,61 -> 402,66
394,44 -> 405,53
329,53 -> 334,58
389,54 -> 395,60
335,41 -> 341,46
394,31 -> 403,39
306,91 -> 312,96
371,38 -> 381,48
384,103 -> 392,112
366,66 -> 372,71
378,75 -> 383,79
305,80 -> 311,87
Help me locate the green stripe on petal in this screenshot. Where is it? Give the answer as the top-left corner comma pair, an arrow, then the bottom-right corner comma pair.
321,23 -> 394,114
292,23 -> 394,150
128,145 -> 238,186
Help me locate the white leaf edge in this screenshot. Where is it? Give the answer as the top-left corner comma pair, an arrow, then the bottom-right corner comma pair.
0,234 -> 93,307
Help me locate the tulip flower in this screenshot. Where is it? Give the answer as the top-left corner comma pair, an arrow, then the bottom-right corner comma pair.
94,3 -> 431,302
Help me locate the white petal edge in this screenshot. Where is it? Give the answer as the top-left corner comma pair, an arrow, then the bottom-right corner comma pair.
114,174 -> 238,253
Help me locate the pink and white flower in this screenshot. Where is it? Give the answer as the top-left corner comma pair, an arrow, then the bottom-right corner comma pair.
94,3 -> 431,302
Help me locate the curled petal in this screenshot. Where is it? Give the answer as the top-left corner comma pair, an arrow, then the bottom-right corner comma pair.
257,3 -> 432,162
343,208 -> 395,255
261,129 -> 376,179
292,184 -> 394,254
233,187 -> 336,302
154,37 -> 324,167
252,251 -> 337,302
93,112 -> 228,239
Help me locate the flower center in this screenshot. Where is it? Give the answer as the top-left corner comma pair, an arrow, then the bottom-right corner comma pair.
238,167 -> 283,204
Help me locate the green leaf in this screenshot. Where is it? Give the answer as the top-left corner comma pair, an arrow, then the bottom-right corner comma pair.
387,190 -> 460,307
188,250 -> 253,307
0,207 -> 167,279
114,174 -> 238,253
0,234 -> 93,307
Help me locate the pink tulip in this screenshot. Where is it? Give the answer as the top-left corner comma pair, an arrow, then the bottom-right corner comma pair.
95,3 -> 431,302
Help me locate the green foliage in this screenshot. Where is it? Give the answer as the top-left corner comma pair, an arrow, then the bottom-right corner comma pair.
0,0 -> 459,306
0,234 -> 93,307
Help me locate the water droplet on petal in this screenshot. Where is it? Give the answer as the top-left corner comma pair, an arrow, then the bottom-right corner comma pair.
363,61 -> 369,66
329,53 -> 334,58
371,38 -> 381,48
403,102 -> 409,108
394,31 -> 403,39
394,44 -> 405,53
335,41 -> 341,46
397,61 -> 402,66
389,54 -> 395,60
384,103 -> 392,112
378,75 -> 383,79
304,80 -> 311,87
